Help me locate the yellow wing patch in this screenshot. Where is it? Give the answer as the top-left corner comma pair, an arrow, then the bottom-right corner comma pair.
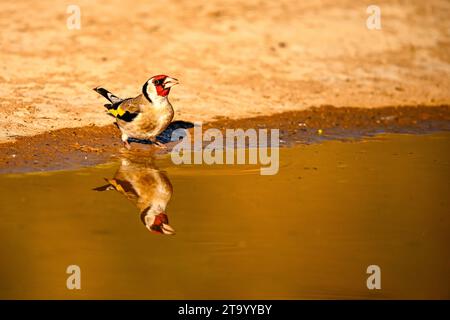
107,106 -> 126,118
106,178 -> 126,193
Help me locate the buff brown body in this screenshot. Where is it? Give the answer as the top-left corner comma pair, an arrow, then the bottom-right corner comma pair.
116,94 -> 174,142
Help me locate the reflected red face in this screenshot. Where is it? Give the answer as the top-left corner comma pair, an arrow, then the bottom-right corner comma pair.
153,212 -> 169,226
152,75 -> 170,97
149,212 -> 169,234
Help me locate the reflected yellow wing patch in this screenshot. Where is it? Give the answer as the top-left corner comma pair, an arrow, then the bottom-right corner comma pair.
106,178 -> 125,193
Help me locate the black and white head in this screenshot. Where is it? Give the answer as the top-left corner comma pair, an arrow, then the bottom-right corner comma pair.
140,206 -> 175,235
142,74 -> 179,102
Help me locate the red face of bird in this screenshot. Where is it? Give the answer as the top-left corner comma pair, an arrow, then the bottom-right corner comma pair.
141,211 -> 175,235
143,75 -> 179,99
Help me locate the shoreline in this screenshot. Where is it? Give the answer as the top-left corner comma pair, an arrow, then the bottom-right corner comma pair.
1,105 -> 449,174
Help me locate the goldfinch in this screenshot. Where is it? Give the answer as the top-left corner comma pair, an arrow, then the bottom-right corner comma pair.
94,157 -> 175,235
94,75 -> 179,149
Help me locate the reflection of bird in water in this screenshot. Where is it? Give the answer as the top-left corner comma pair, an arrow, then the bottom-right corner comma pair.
94,156 -> 175,235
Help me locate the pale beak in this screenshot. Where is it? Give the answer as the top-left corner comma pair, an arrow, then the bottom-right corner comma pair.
162,223 -> 176,235
163,77 -> 179,89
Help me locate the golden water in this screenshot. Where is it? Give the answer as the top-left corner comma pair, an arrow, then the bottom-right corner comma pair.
0,133 -> 449,299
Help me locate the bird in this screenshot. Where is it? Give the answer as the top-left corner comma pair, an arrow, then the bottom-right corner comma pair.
93,75 -> 179,149
93,156 -> 175,235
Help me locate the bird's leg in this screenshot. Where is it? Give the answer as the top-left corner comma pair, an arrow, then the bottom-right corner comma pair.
122,133 -> 131,150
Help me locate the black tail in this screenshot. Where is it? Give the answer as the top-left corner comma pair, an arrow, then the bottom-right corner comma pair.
93,87 -> 122,103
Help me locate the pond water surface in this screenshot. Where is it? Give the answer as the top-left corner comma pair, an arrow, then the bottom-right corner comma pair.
0,133 -> 449,299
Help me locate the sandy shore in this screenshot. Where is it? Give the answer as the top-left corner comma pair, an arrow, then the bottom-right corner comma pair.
1,0 -> 450,143
1,105 -> 449,173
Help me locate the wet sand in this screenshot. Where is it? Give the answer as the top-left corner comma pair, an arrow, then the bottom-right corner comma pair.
1,105 -> 449,174
0,133 -> 448,299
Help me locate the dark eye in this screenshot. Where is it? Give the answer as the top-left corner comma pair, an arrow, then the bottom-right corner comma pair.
154,79 -> 163,86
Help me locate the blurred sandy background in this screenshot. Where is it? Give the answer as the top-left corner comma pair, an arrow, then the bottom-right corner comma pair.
0,0 -> 449,142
